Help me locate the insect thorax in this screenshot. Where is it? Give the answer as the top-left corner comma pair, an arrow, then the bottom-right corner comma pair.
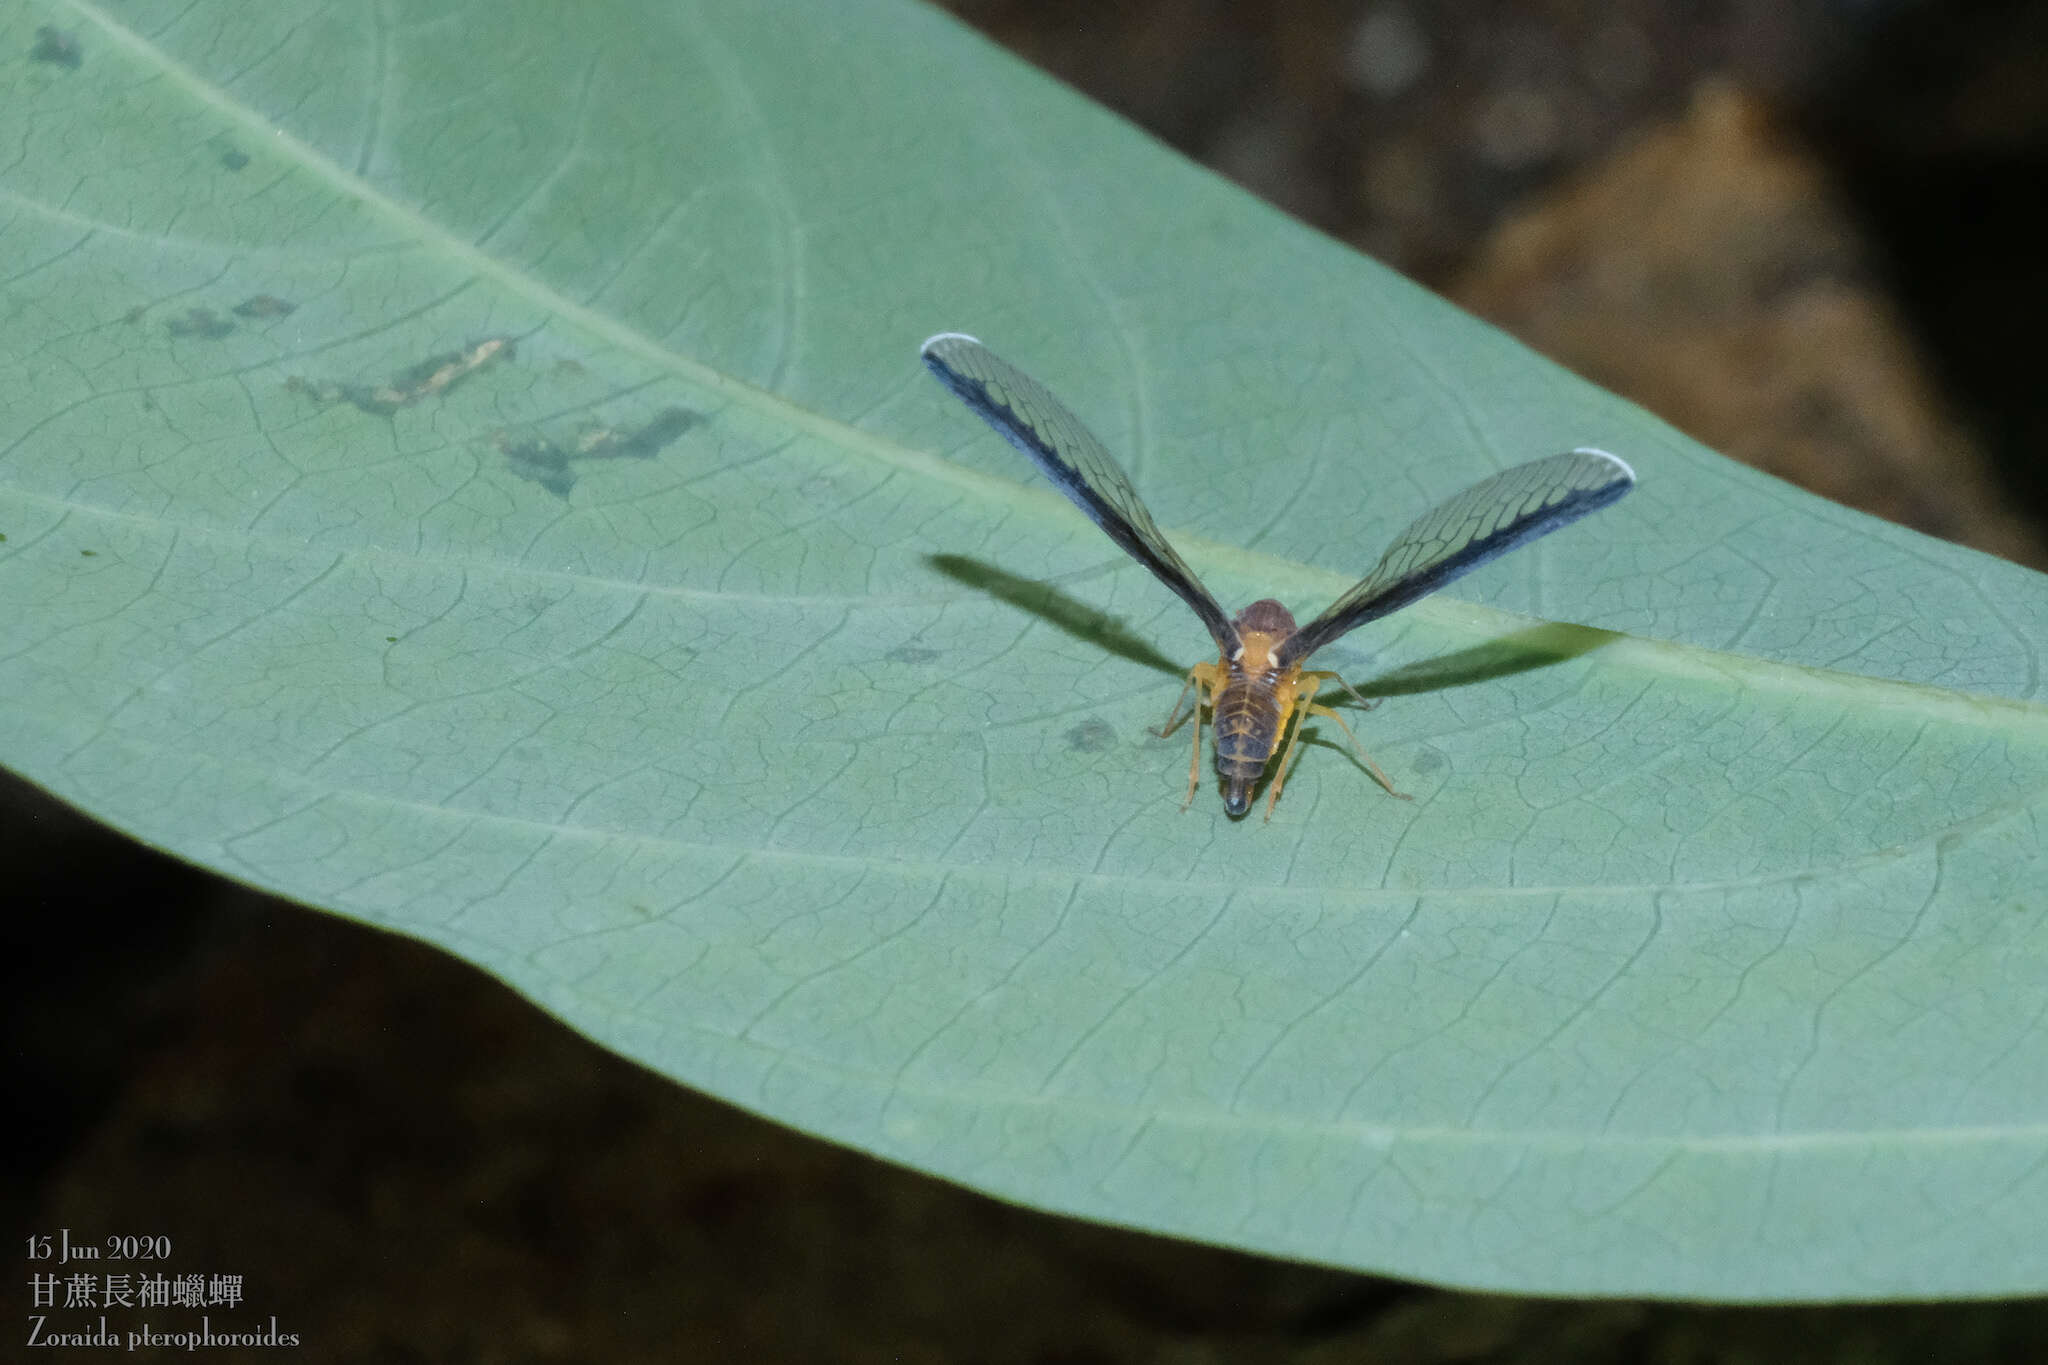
1231,598 -> 1298,639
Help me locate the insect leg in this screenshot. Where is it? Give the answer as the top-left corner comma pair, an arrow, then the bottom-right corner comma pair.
1154,672 -> 1201,739
1164,662 -> 1222,811
1303,683 -> 1412,801
1302,668 -> 1380,714
1262,678 -> 1323,821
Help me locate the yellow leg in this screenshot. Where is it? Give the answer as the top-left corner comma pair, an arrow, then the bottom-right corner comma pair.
1304,669 -> 1379,715
1304,670 -> 1408,798
1262,673 -> 1411,819
1263,677 -> 1323,821
1154,672 -> 1200,739
1155,662 -> 1220,812
1304,701 -> 1411,800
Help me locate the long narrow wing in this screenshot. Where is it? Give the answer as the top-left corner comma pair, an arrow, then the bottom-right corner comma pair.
1277,448 -> 1635,667
921,333 -> 1238,652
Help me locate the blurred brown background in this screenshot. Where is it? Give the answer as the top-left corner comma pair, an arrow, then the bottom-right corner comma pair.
947,0 -> 2048,570
11,2 -> 2048,1361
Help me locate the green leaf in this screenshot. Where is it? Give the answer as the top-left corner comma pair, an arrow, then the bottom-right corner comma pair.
6,0 -> 2047,1301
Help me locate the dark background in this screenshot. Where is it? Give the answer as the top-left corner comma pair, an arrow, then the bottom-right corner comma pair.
11,1 -> 2048,1359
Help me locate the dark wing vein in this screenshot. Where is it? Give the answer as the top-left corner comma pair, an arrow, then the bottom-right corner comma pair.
921,333 -> 1237,651
1278,448 -> 1635,666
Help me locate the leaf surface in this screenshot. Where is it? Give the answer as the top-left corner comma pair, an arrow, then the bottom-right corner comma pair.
4,0 -> 2047,1299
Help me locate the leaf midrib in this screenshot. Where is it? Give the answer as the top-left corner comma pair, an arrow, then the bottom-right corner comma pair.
21,474 -> 2048,741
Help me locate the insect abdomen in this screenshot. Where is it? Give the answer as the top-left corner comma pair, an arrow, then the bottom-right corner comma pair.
1212,679 -> 1283,778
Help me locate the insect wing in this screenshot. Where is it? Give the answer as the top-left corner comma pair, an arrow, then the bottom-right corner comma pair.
921,333 -> 1238,651
1278,447 -> 1634,666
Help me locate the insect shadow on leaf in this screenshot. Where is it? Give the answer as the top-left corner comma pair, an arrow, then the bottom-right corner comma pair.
1345,622 -> 1622,699
927,554 -> 1185,681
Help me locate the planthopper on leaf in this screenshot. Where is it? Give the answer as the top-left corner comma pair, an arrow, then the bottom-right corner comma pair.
920,332 -> 1635,820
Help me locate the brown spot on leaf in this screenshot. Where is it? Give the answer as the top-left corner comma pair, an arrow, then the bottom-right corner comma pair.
232,295 -> 297,319
165,308 -> 234,340
497,407 -> 698,497
31,26 -> 80,69
292,337 -> 515,417
495,434 -> 574,498
574,408 -> 697,460
1065,718 -> 1118,753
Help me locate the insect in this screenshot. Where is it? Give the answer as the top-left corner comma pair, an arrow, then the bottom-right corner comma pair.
920,332 -> 1635,819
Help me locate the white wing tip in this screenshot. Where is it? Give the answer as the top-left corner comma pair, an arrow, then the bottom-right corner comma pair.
1572,446 -> 1636,483
920,331 -> 981,357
